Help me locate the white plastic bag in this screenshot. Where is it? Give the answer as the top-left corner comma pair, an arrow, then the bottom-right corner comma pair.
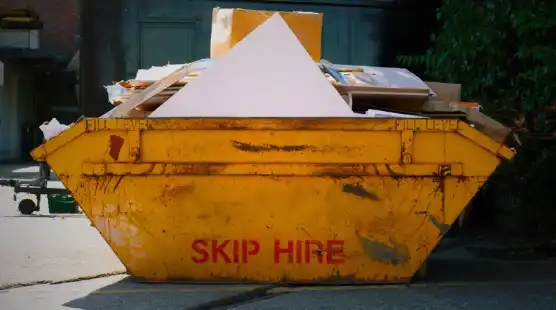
39,118 -> 69,140
104,84 -> 126,104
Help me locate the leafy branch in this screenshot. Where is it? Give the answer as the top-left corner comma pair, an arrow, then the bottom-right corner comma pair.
396,0 -> 556,237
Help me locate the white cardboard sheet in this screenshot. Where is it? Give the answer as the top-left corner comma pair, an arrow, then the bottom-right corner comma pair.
323,61 -> 435,96
149,13 -> 353,118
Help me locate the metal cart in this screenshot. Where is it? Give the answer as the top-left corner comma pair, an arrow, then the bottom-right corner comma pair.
0,161 -> 70,214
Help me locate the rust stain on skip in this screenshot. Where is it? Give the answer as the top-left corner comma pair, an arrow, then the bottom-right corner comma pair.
159,184 -> 195,201
312,164 -> 367,178
358,234 -> 410,266
109,135 -> 125,161
165,163 -> 228,175
342,184 -> 380,201
231,140 -> 313,152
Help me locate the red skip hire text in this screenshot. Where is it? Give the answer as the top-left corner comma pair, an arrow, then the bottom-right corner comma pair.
192,239 -> 345,264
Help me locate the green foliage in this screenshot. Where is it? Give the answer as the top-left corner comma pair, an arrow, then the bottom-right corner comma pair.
398,0 -> 556,237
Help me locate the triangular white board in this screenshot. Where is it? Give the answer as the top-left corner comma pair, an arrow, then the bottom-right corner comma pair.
149,13 -> 353,118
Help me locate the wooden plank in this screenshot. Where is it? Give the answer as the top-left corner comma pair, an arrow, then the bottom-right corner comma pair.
118,79 -> 190,88
465,108 -> 511,144
422,100 -> 469,113
425,81 -> 461,101
425,101 -> 510,143
334,84 -> 430,98
105,64 -> 191,118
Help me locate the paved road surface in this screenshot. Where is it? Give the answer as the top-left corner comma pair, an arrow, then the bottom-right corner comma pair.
0,275 -> 555,309
0,275 -> 265,310
232,282 -> 556,310
0,164 -> 125,289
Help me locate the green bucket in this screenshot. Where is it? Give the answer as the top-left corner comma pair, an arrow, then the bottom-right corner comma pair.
48,194 -> 79,214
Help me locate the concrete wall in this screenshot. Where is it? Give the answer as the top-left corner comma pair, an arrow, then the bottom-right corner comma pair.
0,0 -> 79,161
0,63 -> 20,160
0,62 -> 38,162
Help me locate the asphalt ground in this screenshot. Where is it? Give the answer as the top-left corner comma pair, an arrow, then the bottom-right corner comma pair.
1,275 -> 555,310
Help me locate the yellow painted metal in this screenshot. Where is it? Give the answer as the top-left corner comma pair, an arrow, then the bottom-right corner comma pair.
31,118 -> 515,284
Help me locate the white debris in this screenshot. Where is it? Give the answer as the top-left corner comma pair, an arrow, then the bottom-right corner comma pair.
104,84 -> 126,104
39,118 -> 70,140
361,109 -> 427,119
135,64 -> 184,81
134,59 -> 213,81
149,13 -> 353,118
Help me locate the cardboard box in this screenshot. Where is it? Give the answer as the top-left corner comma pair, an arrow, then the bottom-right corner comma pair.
425,81 -> 510,143
425,81 -> 462,101
210,7 -> 323,61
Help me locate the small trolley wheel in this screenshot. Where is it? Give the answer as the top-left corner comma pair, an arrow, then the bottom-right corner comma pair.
18,199 -> 37,215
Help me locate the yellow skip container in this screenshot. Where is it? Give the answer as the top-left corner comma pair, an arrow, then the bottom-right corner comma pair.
31,117 -> 515,283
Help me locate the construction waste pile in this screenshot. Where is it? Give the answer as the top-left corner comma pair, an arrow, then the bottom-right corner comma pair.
43,8 -> 511,144
31,8 -> 519,284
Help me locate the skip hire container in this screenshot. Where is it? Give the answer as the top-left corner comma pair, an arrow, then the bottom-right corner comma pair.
30,117 -> 515,283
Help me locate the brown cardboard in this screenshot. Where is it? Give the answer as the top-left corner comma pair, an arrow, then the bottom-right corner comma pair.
210,8 -> 323,61
425,81 -> 462,101
465,108 -> 512,144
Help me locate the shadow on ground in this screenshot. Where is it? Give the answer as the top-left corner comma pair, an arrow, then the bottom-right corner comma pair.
63,277 -> 272,310
62,253 -> 556,310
